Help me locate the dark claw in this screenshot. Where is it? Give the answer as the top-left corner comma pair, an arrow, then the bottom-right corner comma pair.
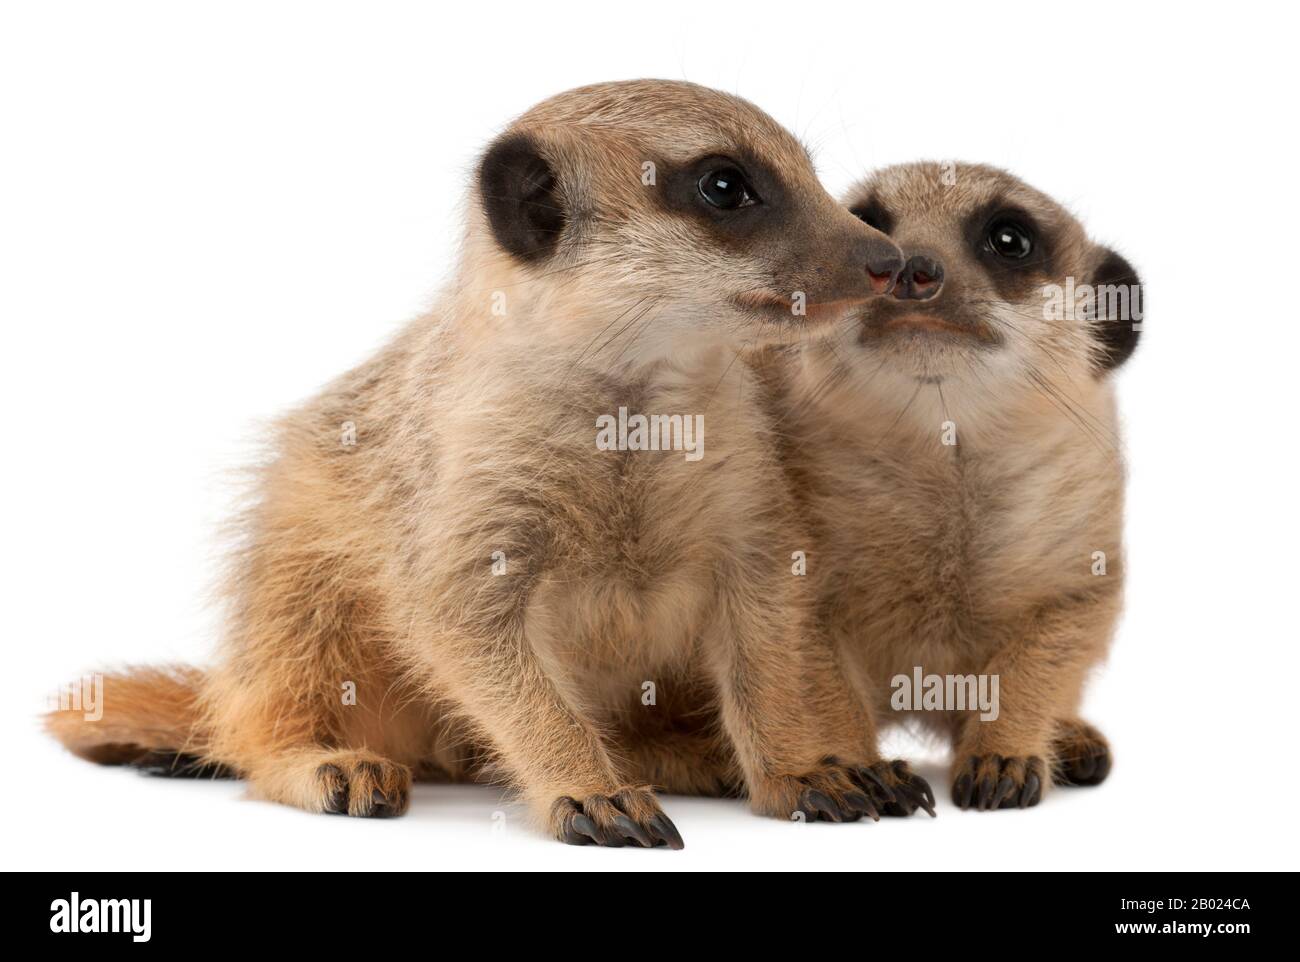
916,774 -> 937,812
647,814 -> 685,850
828,793 -> 863,822
897,780 -> 937,818
953,772 -> 974,809
843,790 -> 881,822
317,763 -> 348,814
909,778 -> 938,817
976,776 -> 995,810
559,817 -> 592,845
992,775 -> 1016,809
1021,773 -> 1041,808
885,795 -> 916,817
857,766 -> 897,804
612,814 -> 654,847
802,789 -> 842,822
369,788 -> 400,818
570,812 -> 604,844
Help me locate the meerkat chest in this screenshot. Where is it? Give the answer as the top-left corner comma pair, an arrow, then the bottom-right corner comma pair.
820,455 -> 983,634
819,442 -> 1115,665
815,453 -> 1007,658
528,365 -> 785,675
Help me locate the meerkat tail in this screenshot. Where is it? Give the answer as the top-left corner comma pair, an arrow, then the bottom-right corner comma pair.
44,665 -> 231,777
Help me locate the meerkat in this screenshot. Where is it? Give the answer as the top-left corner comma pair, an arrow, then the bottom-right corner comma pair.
46,80 -> 935,847
748,162 -> 1140,810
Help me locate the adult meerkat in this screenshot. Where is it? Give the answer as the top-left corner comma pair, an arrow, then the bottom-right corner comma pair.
750,162 -> 1141,810
47,81 -> 928,847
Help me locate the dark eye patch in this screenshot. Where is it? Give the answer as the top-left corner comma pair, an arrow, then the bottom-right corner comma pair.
652,152 -> 789,249
964,202 -> 1056,300
848,196 -> 894,235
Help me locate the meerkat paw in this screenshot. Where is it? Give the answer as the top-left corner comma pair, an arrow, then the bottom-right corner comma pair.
315,752 -> 412,818
550,788 -> 684,849
756,757 -> 934,823
952,754 -> 1046,811
862,759 -> 937,817
1051,720 -> 1112,786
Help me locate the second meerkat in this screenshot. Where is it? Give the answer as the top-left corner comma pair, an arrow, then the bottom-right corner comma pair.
751,162 -> 1141,810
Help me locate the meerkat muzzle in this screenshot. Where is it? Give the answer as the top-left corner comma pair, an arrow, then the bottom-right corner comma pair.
893,254 -> 945,301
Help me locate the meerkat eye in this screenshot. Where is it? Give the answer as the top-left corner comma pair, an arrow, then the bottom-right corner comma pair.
986,219 -> 1033,259
698,166 -> 759,210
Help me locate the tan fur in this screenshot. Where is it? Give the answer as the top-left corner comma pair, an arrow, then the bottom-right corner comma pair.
45,665 -> 206,765
45,80 -> 907,843
749,163 -> 1134,808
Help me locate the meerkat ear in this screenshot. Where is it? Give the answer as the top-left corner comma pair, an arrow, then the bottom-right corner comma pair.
1089,248 -> 1143,374
478,133 -> 567,262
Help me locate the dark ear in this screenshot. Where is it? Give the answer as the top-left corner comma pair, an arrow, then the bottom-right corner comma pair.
1090,248 -> 1143,374
477,133 -> 566,263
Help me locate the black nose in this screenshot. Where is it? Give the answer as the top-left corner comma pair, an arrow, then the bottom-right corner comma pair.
894,254 -> 944,301
864,238 -> 905,295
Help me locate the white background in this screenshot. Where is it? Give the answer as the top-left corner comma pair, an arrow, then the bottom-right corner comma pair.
3,1 -> 1296,871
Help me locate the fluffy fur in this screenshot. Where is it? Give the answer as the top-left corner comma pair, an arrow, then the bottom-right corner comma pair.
46,80 -> 920,846
747,162 -> 1140,809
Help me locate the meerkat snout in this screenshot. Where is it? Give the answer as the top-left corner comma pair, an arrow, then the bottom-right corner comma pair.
893,253 -> 945,301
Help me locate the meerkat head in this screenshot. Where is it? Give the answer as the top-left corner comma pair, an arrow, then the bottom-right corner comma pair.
466,80 -> 903,364
834,162 -> 1141,411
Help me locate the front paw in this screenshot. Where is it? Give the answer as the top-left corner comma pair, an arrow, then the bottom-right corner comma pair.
550,787 -> 684,849
759,757 -> 935,823
951,754 -> 1045,811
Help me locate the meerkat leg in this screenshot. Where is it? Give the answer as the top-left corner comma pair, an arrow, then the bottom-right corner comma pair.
951,595 -> 1118,811
202,689 -> 418,818
801,643 -> 937,818
421,622 -> 684,848
232,686 -> 477,811
199,553 -> 433,817
201,663 -> 420,817
1051,718 -> 1112,786
708,582 -> 934,823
